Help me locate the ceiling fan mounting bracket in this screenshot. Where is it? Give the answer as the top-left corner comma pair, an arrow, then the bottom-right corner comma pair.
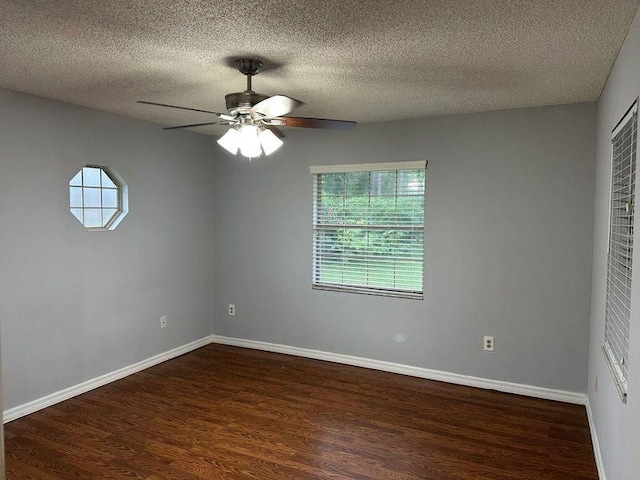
234,59 -> 264,77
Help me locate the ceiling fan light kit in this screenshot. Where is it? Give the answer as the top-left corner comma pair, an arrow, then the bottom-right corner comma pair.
138,58 -> 356,159
217,120 -> 284,159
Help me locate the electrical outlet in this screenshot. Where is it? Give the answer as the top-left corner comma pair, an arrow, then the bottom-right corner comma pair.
160,316 -> 167,329
228,304 -> 235,316
484,336 -> 494,352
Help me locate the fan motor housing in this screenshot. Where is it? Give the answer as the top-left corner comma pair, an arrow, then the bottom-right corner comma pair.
225,91 -> 269,113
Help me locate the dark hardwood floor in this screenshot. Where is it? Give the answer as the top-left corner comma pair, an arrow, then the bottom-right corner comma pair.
5,344 -> 598,479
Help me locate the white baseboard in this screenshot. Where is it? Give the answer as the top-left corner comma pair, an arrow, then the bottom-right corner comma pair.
586,399 -> 606,480
3,335 -> 214,423
3,334 -> 588,425
211,335 -> 586,405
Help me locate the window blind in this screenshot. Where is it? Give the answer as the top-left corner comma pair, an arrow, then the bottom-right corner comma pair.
604,101 -> 637,403
311,161 -> 426,299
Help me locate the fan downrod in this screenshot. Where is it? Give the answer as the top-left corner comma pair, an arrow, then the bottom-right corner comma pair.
234,59 -> 263,92
226,58 -> 269,112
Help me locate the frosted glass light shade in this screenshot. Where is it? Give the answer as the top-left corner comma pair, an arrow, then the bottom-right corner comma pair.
217,124 -> 285,158
239,124 -> 262,158
217,128 -> 241,154
259,128 -> 283,155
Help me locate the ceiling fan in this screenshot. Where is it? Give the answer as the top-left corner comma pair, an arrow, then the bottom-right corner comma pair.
138,59 -> 357,158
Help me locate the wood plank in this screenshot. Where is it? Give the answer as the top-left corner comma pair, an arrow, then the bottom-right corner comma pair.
4,344 -> 598,479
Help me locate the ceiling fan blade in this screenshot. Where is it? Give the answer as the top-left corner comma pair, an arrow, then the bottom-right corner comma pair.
163,122 -> 225,130
250,95 -> 303,119
138,100 -> 235,120
274,116 -> 356,131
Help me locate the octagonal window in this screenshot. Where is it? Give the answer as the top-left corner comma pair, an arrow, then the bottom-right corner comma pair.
69,166 -> 128,230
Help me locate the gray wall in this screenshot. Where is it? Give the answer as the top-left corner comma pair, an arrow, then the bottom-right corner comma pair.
0,78 -> 599,442
213,102 -> 596,393
588,6 -> 640,479
0,89 -> 214,410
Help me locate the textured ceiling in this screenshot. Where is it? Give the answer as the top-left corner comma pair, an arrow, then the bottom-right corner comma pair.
1,0 -> 638,135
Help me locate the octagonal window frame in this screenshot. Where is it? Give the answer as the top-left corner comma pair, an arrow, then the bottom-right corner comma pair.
69,165 -> 128,231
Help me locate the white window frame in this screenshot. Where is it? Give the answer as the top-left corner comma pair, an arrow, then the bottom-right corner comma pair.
603,100 -> 637,403
69,165 -> 129,231
310,161 -> 426,299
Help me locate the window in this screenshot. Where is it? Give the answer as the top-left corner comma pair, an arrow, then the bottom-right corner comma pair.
311,161 -> 426,299
604,100 -> 637,403
69,166 -> 128,230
